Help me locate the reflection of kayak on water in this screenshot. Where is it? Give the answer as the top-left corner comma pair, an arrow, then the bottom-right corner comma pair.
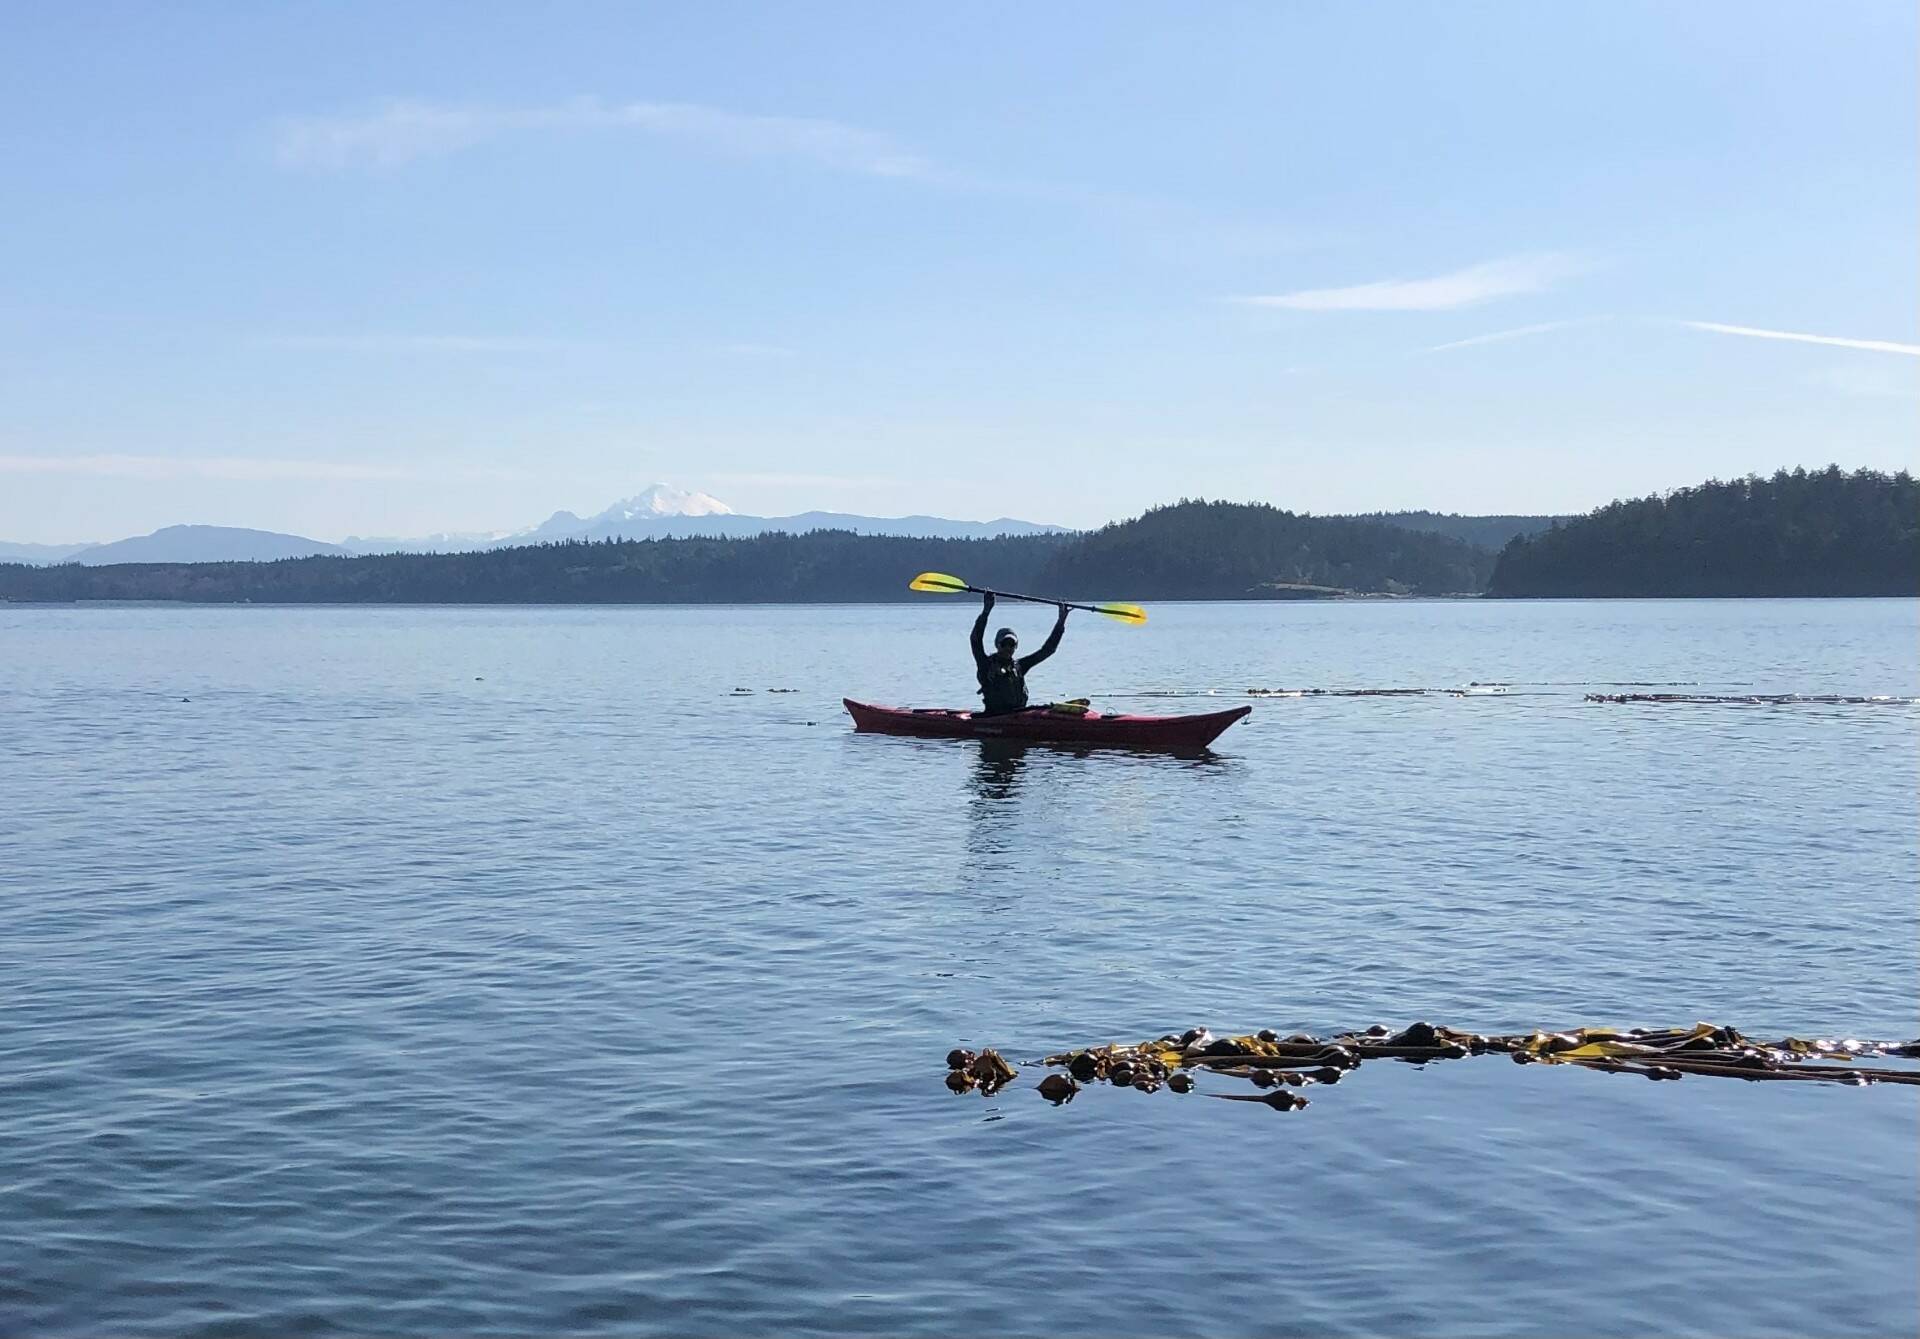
843,698 -> 1252,751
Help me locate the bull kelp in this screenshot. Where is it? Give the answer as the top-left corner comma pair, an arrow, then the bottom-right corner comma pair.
943,1023 -> 1920,1112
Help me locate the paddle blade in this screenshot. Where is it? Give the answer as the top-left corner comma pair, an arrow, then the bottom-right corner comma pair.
1093,602 -> 1148,626
909,571 -> 970,594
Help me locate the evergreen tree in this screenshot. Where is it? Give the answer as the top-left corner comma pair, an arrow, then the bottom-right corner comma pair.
1487,468 -> 1918,596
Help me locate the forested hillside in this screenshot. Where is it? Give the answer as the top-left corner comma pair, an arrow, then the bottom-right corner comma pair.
1356,511 -> 1563,552
1041,501 -> 1491,598
0,502 -> 1487,603
1487,467 -> 1917,597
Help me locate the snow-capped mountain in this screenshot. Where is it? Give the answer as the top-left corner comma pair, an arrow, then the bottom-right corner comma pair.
512,486 -> 1066,545
594,484 -> 733,521
552,509 -> 1067,544
485,484 -> 736,548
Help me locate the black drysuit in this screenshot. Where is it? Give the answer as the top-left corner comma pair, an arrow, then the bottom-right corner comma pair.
971,605 -> 1067,713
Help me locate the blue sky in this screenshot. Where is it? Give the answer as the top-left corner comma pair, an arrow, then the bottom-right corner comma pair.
2,2 -> 1915,542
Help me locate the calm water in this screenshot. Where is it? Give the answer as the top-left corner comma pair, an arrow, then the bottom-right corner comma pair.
3,599 -> 1916,1337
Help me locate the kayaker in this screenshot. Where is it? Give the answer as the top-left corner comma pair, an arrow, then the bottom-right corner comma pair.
971,591 -> 1068,714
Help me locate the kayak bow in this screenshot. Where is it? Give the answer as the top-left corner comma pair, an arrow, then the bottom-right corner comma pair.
843,698 -> 1251,751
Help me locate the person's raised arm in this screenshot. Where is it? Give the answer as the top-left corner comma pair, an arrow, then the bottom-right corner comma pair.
1019,603 -> 1069,671
970,591 -> 994,666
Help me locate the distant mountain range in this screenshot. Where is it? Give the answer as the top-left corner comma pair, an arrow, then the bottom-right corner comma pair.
341,483 -> 744,552
0,539 -> 96,564
4,484 -> 1071,566
1,483 -> 1566,567
348,483 -> 1070,552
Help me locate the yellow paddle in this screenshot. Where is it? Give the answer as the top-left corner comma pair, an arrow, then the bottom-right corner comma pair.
909,571 -> 1147,626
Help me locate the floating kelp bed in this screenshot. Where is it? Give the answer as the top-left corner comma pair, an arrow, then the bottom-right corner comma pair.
1110,686 -> 1516,700
943,1023 -> 1920,1113
1100,684 -> 1917,704
1245,686 -> 1508,698
1585,692 -> 1917,706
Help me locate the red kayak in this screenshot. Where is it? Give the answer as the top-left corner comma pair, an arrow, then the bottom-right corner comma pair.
843,698 -> 1252,750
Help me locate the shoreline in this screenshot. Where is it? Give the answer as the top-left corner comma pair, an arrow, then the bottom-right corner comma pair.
7,593 -> 1919,609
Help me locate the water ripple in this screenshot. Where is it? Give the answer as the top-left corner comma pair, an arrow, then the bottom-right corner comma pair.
1,599 -> 1915,1336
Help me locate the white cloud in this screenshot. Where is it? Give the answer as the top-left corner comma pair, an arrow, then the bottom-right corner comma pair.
1425,320 -> 1580,353
0,454 -> 528,482
1237,253 -> 1582,312
1682,320 -> 1920,358
272,97 -> 939,180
